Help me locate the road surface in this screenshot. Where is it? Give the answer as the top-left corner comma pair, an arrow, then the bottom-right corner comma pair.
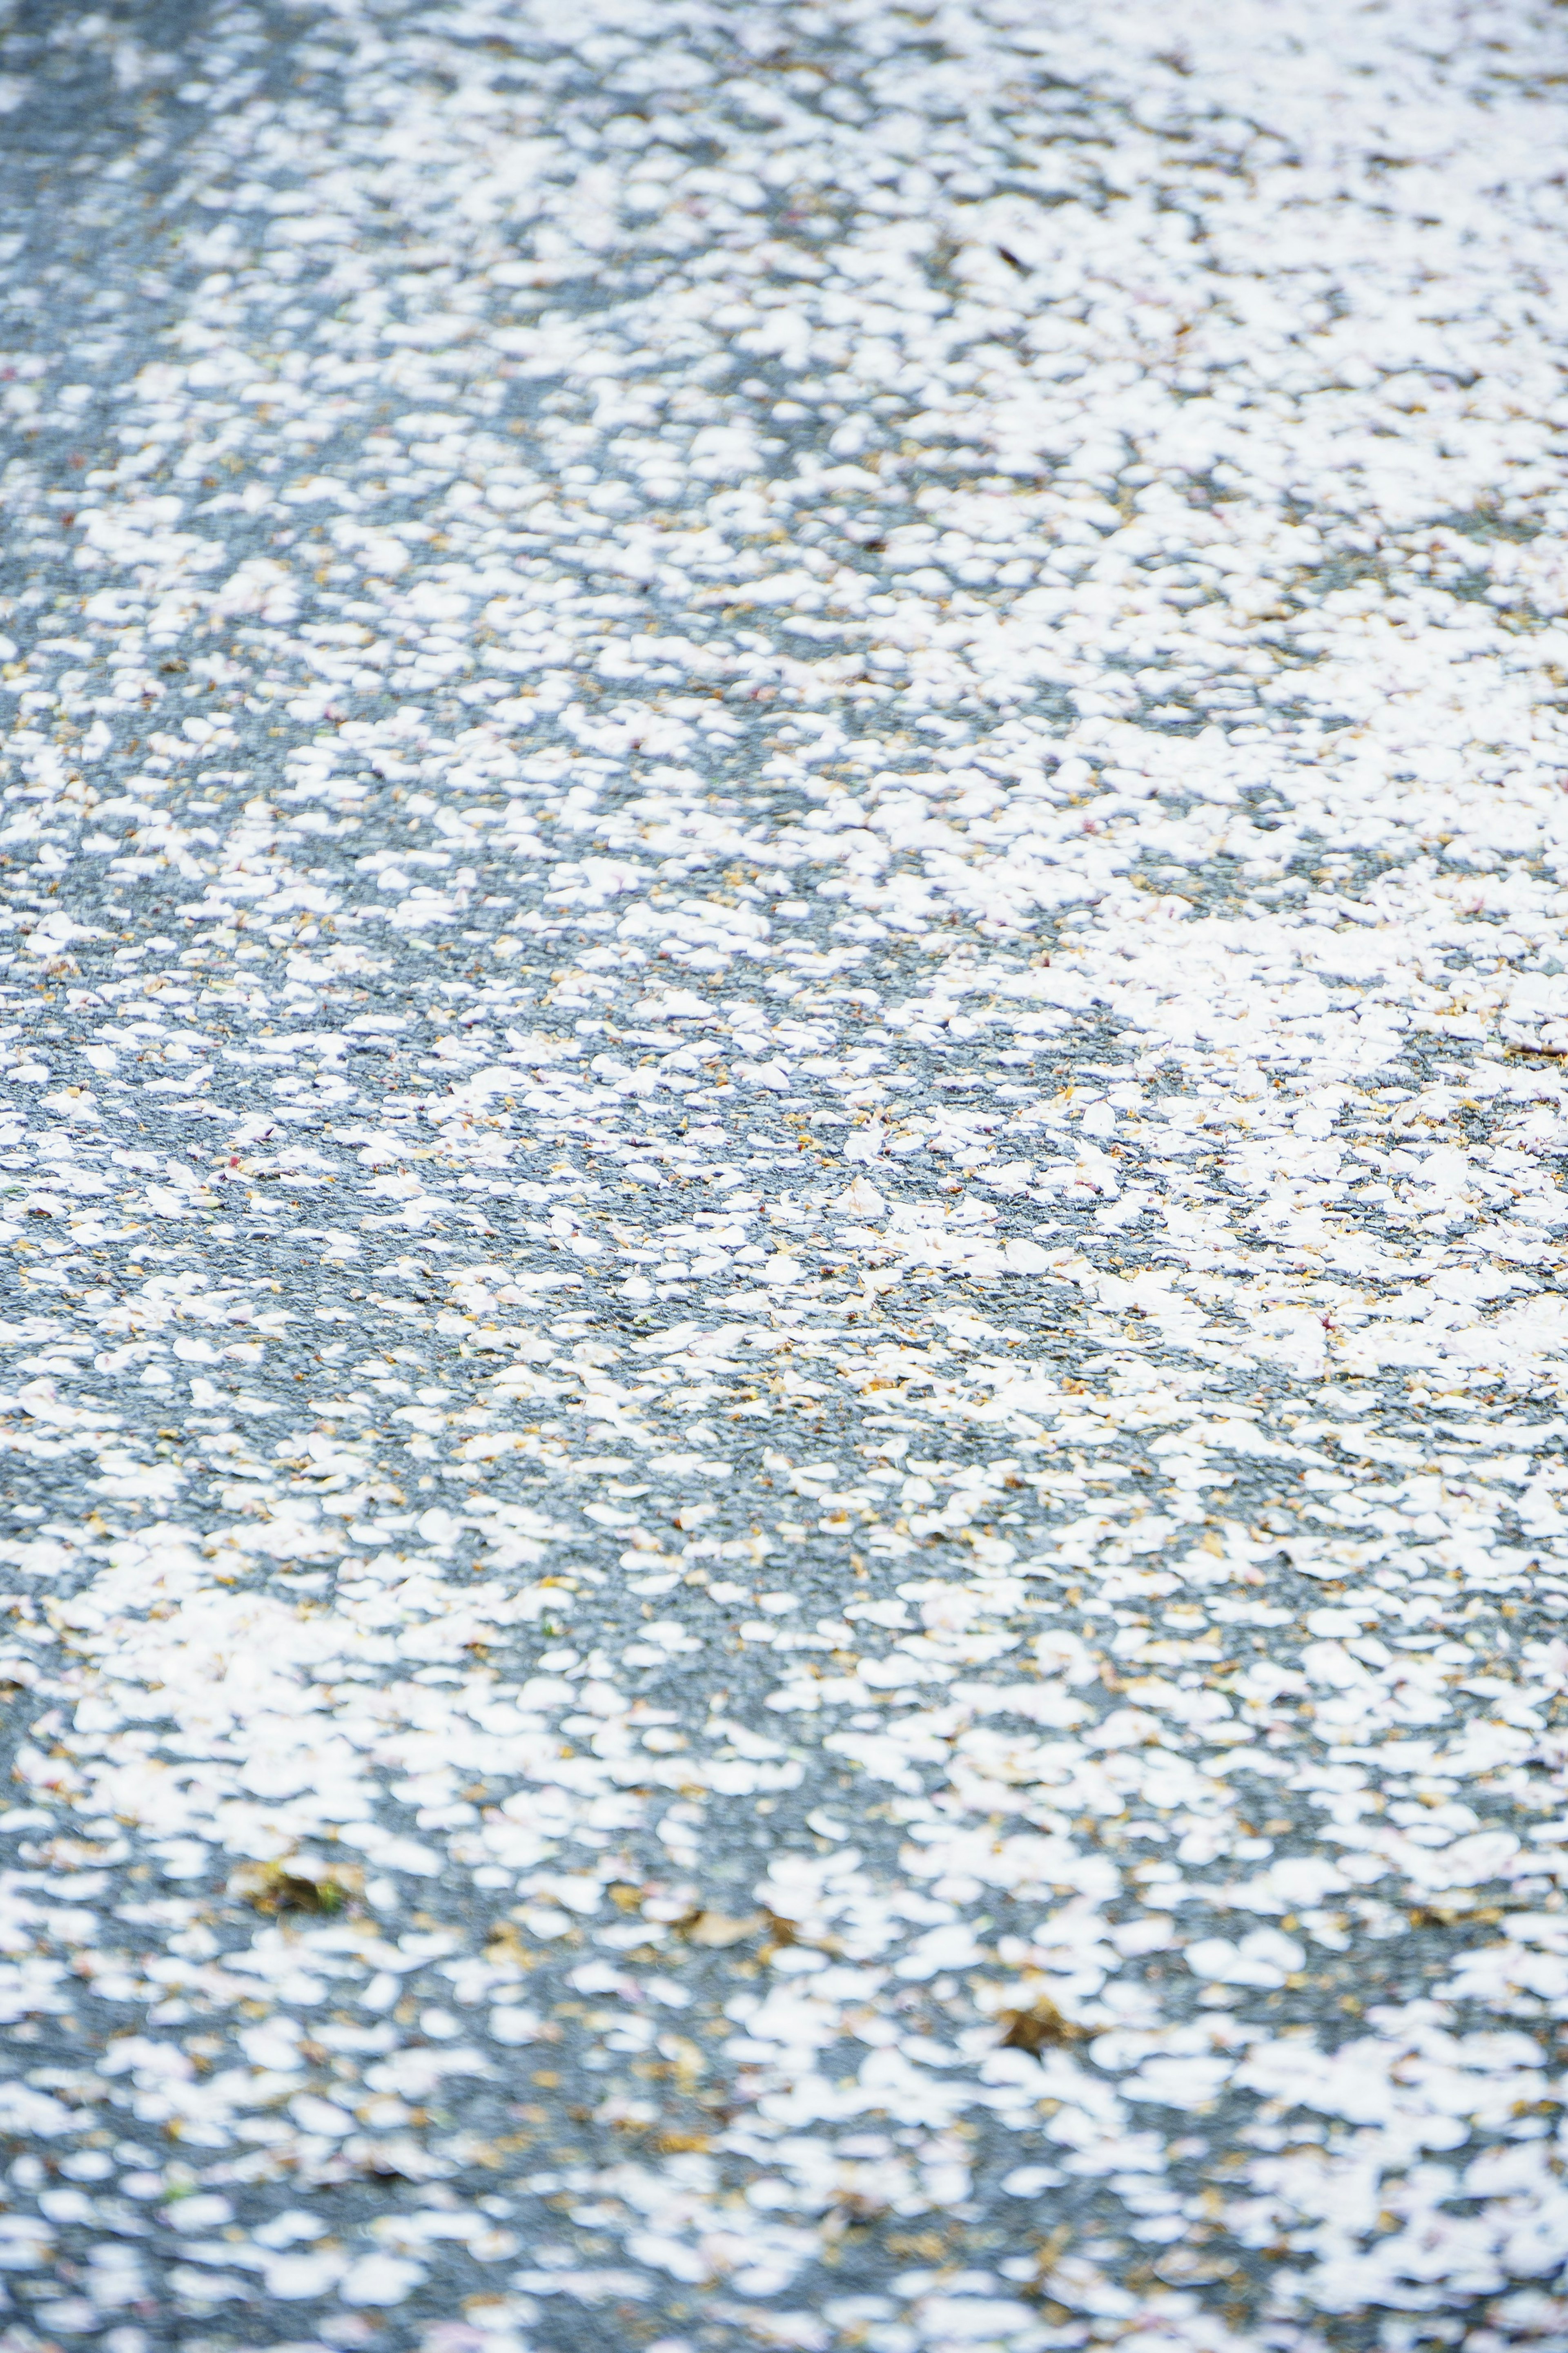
2,2 -> 1568,2351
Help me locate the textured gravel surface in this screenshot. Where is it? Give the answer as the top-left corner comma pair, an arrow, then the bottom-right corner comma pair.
4,3 -> 1568,2351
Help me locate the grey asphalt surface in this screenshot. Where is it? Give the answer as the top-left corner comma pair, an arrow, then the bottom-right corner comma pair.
4,4 -> 1568,2353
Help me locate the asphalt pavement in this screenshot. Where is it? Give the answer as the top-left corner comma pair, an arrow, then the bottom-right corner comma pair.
3,3 -> 1568,2352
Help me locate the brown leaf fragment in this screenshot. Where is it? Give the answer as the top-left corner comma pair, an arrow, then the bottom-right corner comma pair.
231,1859 -> 361,1917
997,1995 -> 1088,2052
686,1909 -> 763,1949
